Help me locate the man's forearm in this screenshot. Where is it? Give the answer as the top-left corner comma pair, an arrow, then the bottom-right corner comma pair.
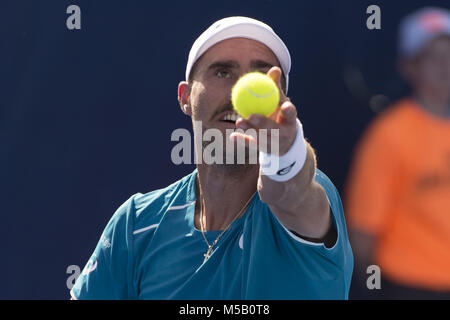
258,142 -> 331,239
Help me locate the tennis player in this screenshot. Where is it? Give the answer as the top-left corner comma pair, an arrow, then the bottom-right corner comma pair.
71,16 -> 353,300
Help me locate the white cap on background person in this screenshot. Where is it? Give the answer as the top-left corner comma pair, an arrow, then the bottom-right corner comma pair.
398,7 -> 450,58
185,16 -> 292,93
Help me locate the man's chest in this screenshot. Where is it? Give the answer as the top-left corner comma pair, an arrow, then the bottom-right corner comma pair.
135,225 -> 246,299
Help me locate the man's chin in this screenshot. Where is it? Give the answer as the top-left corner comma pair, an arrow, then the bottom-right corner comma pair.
197,144 -> 259,166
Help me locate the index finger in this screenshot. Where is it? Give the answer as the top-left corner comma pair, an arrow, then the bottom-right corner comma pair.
266,66 -> 288,105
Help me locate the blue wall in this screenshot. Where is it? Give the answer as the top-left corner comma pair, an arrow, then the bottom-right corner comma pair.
0,0 -> 447,299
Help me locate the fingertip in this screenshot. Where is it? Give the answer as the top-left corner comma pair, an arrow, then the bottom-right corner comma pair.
267,67 -> 282,84
235,118 -> 250,130
235,116 -> 244,125
280,101 -> 297,121
280,100 -> 294,110
229,131 -> 250,146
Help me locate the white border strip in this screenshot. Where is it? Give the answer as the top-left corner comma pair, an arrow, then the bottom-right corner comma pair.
132,201 -> 196,236
273,213 -> 323,246
279,223 -> 323,246
167,201 -> 196,211
133,223 -> 159,235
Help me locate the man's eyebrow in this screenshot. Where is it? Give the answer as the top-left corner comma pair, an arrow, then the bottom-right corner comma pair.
206,59 -> 278,72
250,60 -> 276,69
207,60 -> 239,70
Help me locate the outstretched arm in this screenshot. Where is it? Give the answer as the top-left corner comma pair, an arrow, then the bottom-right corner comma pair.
231,67 -> 332,241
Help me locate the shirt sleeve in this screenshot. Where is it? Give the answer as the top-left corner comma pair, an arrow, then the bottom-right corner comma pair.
247,169 -> 354,299
70,196 -> 136,300
272,169 -> 353,263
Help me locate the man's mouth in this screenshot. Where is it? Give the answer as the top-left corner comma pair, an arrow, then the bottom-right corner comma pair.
219,112 -> 239,124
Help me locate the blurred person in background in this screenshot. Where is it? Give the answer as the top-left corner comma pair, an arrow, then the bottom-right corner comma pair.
346,7 -> 450,299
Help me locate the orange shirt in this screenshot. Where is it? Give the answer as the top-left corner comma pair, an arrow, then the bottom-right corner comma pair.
346,98 -> 450,290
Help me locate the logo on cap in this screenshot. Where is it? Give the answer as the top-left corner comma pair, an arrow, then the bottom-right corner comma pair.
420,12 -> 448,32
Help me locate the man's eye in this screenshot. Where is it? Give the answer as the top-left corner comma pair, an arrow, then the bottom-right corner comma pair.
216,70 -> 231,79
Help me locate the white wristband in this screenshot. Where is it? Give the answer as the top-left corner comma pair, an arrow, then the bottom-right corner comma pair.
259,118 -> 307,182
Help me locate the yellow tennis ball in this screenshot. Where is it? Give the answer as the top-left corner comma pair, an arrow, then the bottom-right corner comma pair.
231,72 -> 280,119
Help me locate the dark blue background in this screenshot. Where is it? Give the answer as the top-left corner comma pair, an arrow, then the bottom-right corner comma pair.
0,0 -> 447,299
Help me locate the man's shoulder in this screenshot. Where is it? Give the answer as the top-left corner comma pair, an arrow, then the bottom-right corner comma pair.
352,98 -> 420,153
128,171 -> 196,228
314,169 -> 339,197
371,98 -> 422,133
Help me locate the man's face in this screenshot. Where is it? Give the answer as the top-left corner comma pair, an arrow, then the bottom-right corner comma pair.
188,37 -> 281,133
405,35 -> 450,97
180,38 -> 282,166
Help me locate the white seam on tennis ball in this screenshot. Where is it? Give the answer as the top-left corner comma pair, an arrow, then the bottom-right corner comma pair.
244,85 -> 275,98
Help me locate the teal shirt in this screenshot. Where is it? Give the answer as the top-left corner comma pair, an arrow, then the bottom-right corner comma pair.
71,169 -> 353,299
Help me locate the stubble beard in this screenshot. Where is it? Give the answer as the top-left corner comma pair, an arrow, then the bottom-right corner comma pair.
193,100 -> 260,176
200,137 -> 259,175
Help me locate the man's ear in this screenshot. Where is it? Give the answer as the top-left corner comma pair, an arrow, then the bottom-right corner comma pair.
178,81 -> 192,116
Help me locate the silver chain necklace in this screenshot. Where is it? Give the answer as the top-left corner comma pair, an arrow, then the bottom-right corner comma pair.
199,190 -> 256,263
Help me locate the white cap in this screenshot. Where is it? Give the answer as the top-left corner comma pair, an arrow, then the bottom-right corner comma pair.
399,7 -> 450,58
185,16 -> 292,93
